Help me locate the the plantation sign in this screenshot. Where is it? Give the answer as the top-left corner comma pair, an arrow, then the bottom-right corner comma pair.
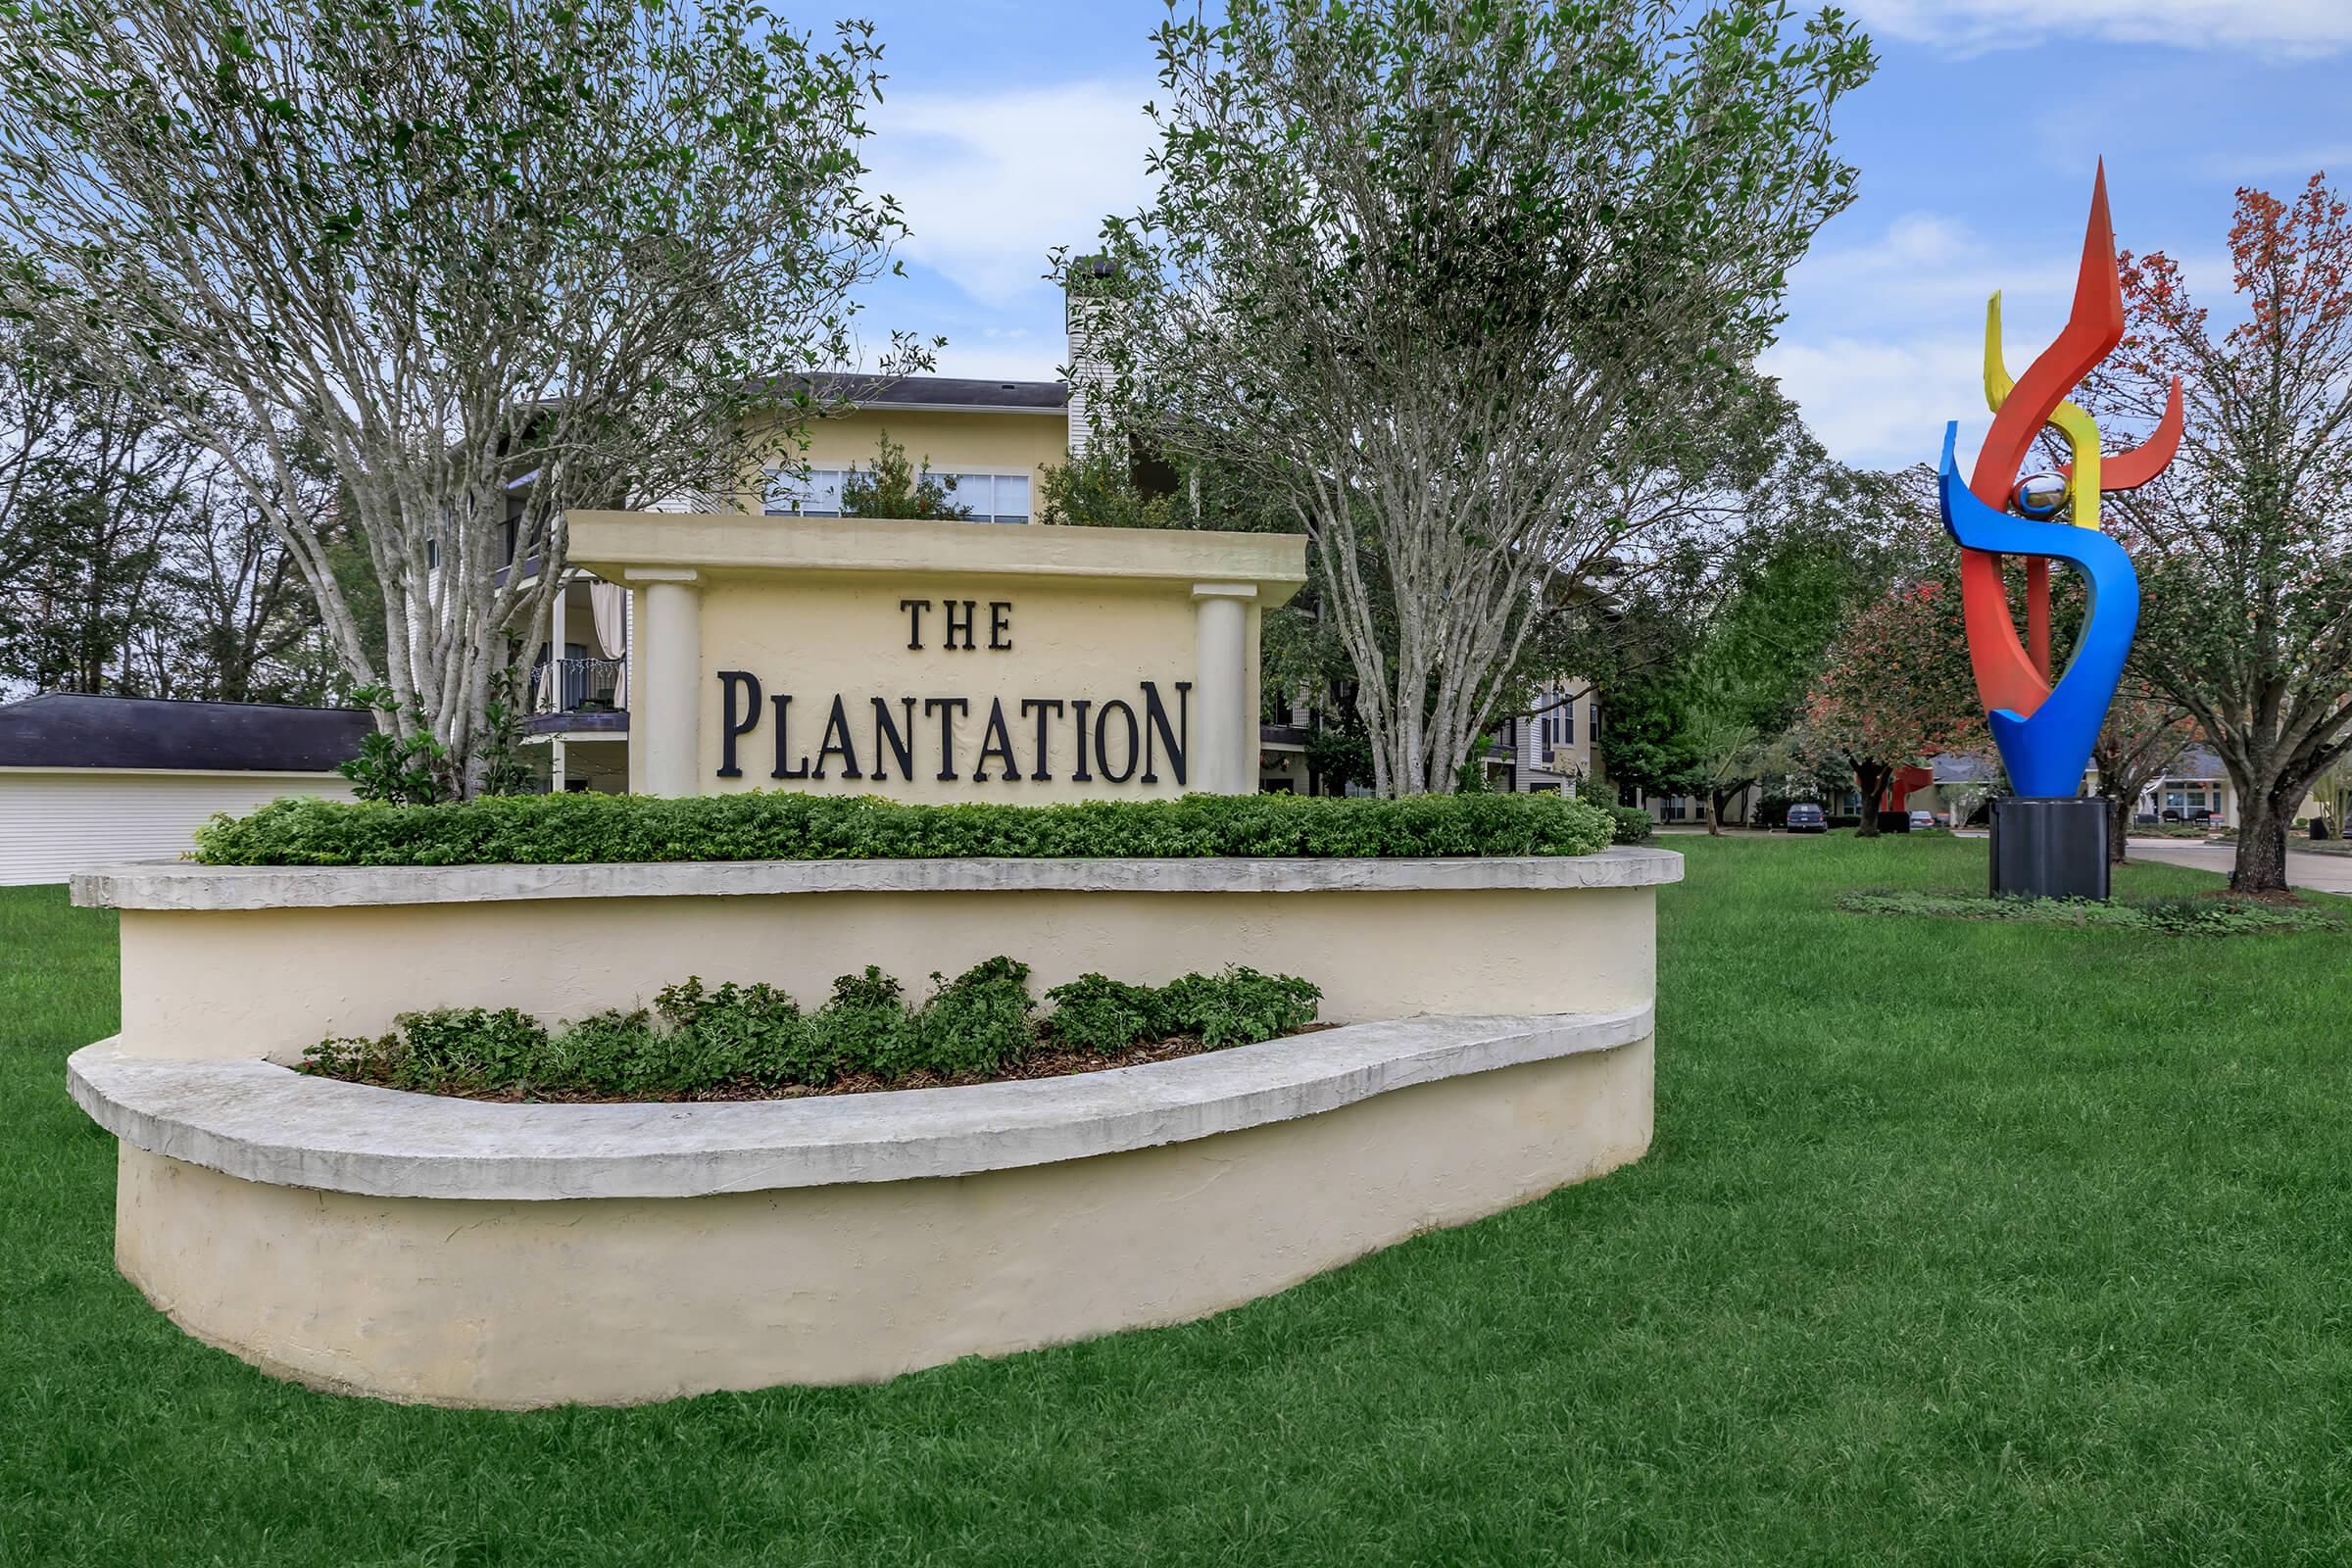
714,596 -> 1194,787
565,511 -> 1307,804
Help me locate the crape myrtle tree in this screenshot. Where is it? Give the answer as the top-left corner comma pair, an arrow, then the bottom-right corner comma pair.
0,0 -> 919,793
2087,174 -> 2352,893
1057,0 -> 1874,795
1804,580 -> 1984,837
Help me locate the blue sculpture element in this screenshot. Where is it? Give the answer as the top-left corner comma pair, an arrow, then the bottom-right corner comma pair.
1937,423 -> 2139,801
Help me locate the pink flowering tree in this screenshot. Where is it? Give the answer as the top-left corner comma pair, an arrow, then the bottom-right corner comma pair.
1805,581 -> 1985,837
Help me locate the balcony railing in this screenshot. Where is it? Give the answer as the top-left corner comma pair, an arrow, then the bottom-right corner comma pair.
531,656 -> 625,714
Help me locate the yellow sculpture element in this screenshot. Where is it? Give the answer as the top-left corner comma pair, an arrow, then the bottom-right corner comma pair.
1983,290 -> 2103,529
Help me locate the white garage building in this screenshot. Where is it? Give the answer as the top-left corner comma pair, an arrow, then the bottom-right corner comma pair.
0,694 -> 367,886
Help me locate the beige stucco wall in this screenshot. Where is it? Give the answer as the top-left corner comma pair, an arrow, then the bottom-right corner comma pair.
741,407 -> 1071,515
113,1032 -> 1652,1407
115,881 -> 1658,1063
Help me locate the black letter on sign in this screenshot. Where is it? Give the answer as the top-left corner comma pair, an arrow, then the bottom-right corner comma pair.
1019,698 -> 1064,781
923,697 -> 969,781
1095,699 -> 1141,783
870,697 -> 915,782
945,599 -> 978,650
769,695 -> 810,779
1068,699 -> 1094,782
716,670 -> 760,778
899,598 -> 931,650
973,697 -> 1023,783
1140,680 -> 1190,786
814,695 -> 861,779
989,601 -> 1013,650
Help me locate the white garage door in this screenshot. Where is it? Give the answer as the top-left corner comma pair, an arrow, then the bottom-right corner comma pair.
0,769 -> 357,886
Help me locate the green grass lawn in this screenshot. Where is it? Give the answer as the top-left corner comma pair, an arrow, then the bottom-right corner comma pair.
5,836 -> 2349,1566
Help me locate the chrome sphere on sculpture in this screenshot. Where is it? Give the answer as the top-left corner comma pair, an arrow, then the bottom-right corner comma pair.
2012,472 -> 2069,519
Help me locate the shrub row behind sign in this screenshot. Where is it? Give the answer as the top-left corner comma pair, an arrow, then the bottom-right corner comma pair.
195,789 -> 1628,866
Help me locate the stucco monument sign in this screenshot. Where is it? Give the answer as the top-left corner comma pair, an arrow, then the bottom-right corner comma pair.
567,511 -> 1306,800
65,510 -> 1682,1408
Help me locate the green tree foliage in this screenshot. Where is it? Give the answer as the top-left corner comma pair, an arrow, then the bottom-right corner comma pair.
1062,0 -> 1873,794
2089,174 -> 2352,893
0,0 -> 918,791
838,430 -> 973,521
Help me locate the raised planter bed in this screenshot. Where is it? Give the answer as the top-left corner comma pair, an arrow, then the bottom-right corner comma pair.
69,847 -> 1679,1407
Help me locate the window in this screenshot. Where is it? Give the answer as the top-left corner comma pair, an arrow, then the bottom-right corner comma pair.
1589,700 -> 1599,739
1561,703 -> 1575,747
951,472 -> 1032,523
766,468 -> 847,517
766,466 -> 1031,521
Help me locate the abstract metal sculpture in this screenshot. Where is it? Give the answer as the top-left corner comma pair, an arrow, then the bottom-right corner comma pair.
1936,164 -> 2181,892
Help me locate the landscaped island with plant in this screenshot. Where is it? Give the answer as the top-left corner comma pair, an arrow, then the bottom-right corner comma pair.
190,790 -> 1647,867
302,959 -> 1324,1102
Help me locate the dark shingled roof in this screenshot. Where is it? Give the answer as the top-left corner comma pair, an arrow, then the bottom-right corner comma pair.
764,372 -> 1069,413
0,693 -> 372,773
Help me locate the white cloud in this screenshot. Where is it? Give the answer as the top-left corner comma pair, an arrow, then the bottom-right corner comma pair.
1767,213 -> 2245,468
924,327 -> 1064,384
1789,211 -> 2077,308
1770,212 -> 2097,468
1846,0 -> 2352,56
865,78 -> 1157,310
1760,331 -> 1990,472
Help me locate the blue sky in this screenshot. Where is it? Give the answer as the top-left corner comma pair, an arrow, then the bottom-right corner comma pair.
840,1 -> 2352,471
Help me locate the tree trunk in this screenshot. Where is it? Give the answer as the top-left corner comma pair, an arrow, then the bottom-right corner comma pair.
1852,762 -> 1889,837
2105,793 -> 2130,864
2230,791 -> 2291,895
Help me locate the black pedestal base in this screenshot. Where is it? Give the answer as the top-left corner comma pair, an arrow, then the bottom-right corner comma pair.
1989,796 -> 2110,901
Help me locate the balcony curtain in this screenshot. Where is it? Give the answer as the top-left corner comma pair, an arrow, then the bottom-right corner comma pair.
590,581 -> 629,709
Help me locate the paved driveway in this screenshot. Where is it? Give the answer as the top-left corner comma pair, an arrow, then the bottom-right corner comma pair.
2125,838 -> 2352,896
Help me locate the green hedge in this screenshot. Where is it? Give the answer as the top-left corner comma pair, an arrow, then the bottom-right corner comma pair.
302,958 -> 1323,1099
194,790 -> 1618,866
1602,803 -> 1653,844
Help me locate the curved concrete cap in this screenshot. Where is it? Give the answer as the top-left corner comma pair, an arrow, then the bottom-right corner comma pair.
71,1006 -> 1652,1201
73,848 -> 1683,910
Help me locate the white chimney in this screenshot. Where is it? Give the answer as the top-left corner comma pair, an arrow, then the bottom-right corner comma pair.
1063,255 -> 1119,459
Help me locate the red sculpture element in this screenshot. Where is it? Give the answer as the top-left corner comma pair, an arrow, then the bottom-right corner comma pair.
2062,375 -> 2182,491
1959,165 -> 2122,715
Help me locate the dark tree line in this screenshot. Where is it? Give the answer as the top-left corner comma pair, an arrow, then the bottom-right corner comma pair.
0,323 -> 354,706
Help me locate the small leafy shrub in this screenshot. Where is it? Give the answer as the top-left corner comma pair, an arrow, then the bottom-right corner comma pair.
385,1005 -> 548,1091
810,966 -> 916,1078
1044,973 -> 1174,1054
653,978 -> 816,1090
192,789 -> 1617,867
538,1007 -> 660,1094
1604,804 -> 1653,844
1837,887 -> 2337,936
1159,966 -> 1323,1049
909,956 -> 1037,1077
300,957 -> 1325,1101
336,685 -> 454,806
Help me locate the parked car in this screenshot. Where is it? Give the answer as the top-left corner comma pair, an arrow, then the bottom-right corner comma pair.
1908,809 -> 1938,831
1785,802 -> 1828,834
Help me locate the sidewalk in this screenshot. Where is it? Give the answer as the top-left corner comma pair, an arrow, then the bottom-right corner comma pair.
2124,837 -> 2352,897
